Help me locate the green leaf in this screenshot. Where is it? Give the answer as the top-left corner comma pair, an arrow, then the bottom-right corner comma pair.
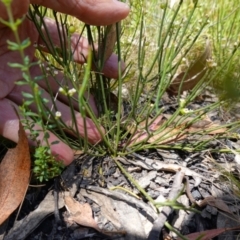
14,18 -> 23,27
7,38 -> 30,50
39,176 -> 43,182
23,112 -> 39,117
7,40 -> 20,51
34,160 -> 43,165
34,75 -> 45,81
8,62 -> 25,69
42,98 -> 49,103
33,166 -> 40,172
30,61 -> 42,67
22,92 -> 34,99
48,124 -> 57,129
15,81 -> 27,86
44,132 -> 50,140
21,39 -> 31,50
0,18 -> 11,28
51,140 -> 60,145
23,100 -> 34,106
22,72 -> 31,81
23,56 -> 30,66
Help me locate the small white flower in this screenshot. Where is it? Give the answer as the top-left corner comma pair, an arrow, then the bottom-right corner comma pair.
182,57 -> 187,63
59,87 -> 65,93
68,88 -> 77,96
55,111 -> 62,119
206,59 -> 217,68
179,98 -> 186,108
181,108 -> 193,114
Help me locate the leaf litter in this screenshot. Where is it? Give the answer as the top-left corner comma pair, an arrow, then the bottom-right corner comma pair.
127,113 -> 228,146
64,193 -> 100,232
3,95 -> 240,239
5,146 -> 240,239
167,36 -> 212,95
0,122 -> 31,225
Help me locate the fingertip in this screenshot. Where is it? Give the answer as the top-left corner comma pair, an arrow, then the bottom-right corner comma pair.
103,54 -> 126,79
50,142 -> 74,166
74,114 -> 105,144
77,0 -> 130,26
88,125 -> 105,145
112,0 -> 130,20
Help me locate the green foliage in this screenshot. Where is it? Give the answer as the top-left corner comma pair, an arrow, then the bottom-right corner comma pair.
33,146 -> 64,182
1,0 -> 65,182
2,0 -> 240,182
27,1 -> 240,156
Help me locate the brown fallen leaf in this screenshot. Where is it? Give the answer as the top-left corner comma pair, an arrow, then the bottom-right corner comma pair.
178,226 -> 240,240
64,194 -> 100,231
164,114 -> 227,135
198,196 -> 234,216
73,149 -> 84,155
0,122 -> 31,224
127,114 -> 226,146
168,37 -> 212,95
127,115 -> 185,145
99,22 -> 120,62
129,125 -> 186,146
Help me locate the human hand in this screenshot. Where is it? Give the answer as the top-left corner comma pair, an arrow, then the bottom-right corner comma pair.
0,0 -> 129,165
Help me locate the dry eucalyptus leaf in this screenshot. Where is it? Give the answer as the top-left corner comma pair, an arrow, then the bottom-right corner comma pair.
0,122 -> 31,224
73,149 -> 84,155
199,196 -> 234,216
164,114 -> 227,134
128,115 -> 186,146
64,195 -> 100,231
99,23 -> 121,62
129,125 -> 186,146
128,114 -> 226,146
178,226 -> 240,240
168,37 -> 212,95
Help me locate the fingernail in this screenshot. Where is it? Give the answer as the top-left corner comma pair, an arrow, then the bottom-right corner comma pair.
113,0 -> 130,10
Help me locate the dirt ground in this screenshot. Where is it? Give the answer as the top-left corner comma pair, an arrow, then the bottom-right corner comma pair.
1,92 -> 240,240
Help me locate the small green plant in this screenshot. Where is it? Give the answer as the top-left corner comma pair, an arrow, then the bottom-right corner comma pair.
0,0 -> 66,182
33,146 -> 64,182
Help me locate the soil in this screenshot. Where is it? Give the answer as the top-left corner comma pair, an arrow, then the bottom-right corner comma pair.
1,90 -> 240,240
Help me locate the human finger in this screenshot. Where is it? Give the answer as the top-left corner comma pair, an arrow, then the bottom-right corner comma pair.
28,61 -> 99,116
7,82 -> 104,144
30,0 -> 130,26
0,98 -> 74,165
37,18 -> 125,79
